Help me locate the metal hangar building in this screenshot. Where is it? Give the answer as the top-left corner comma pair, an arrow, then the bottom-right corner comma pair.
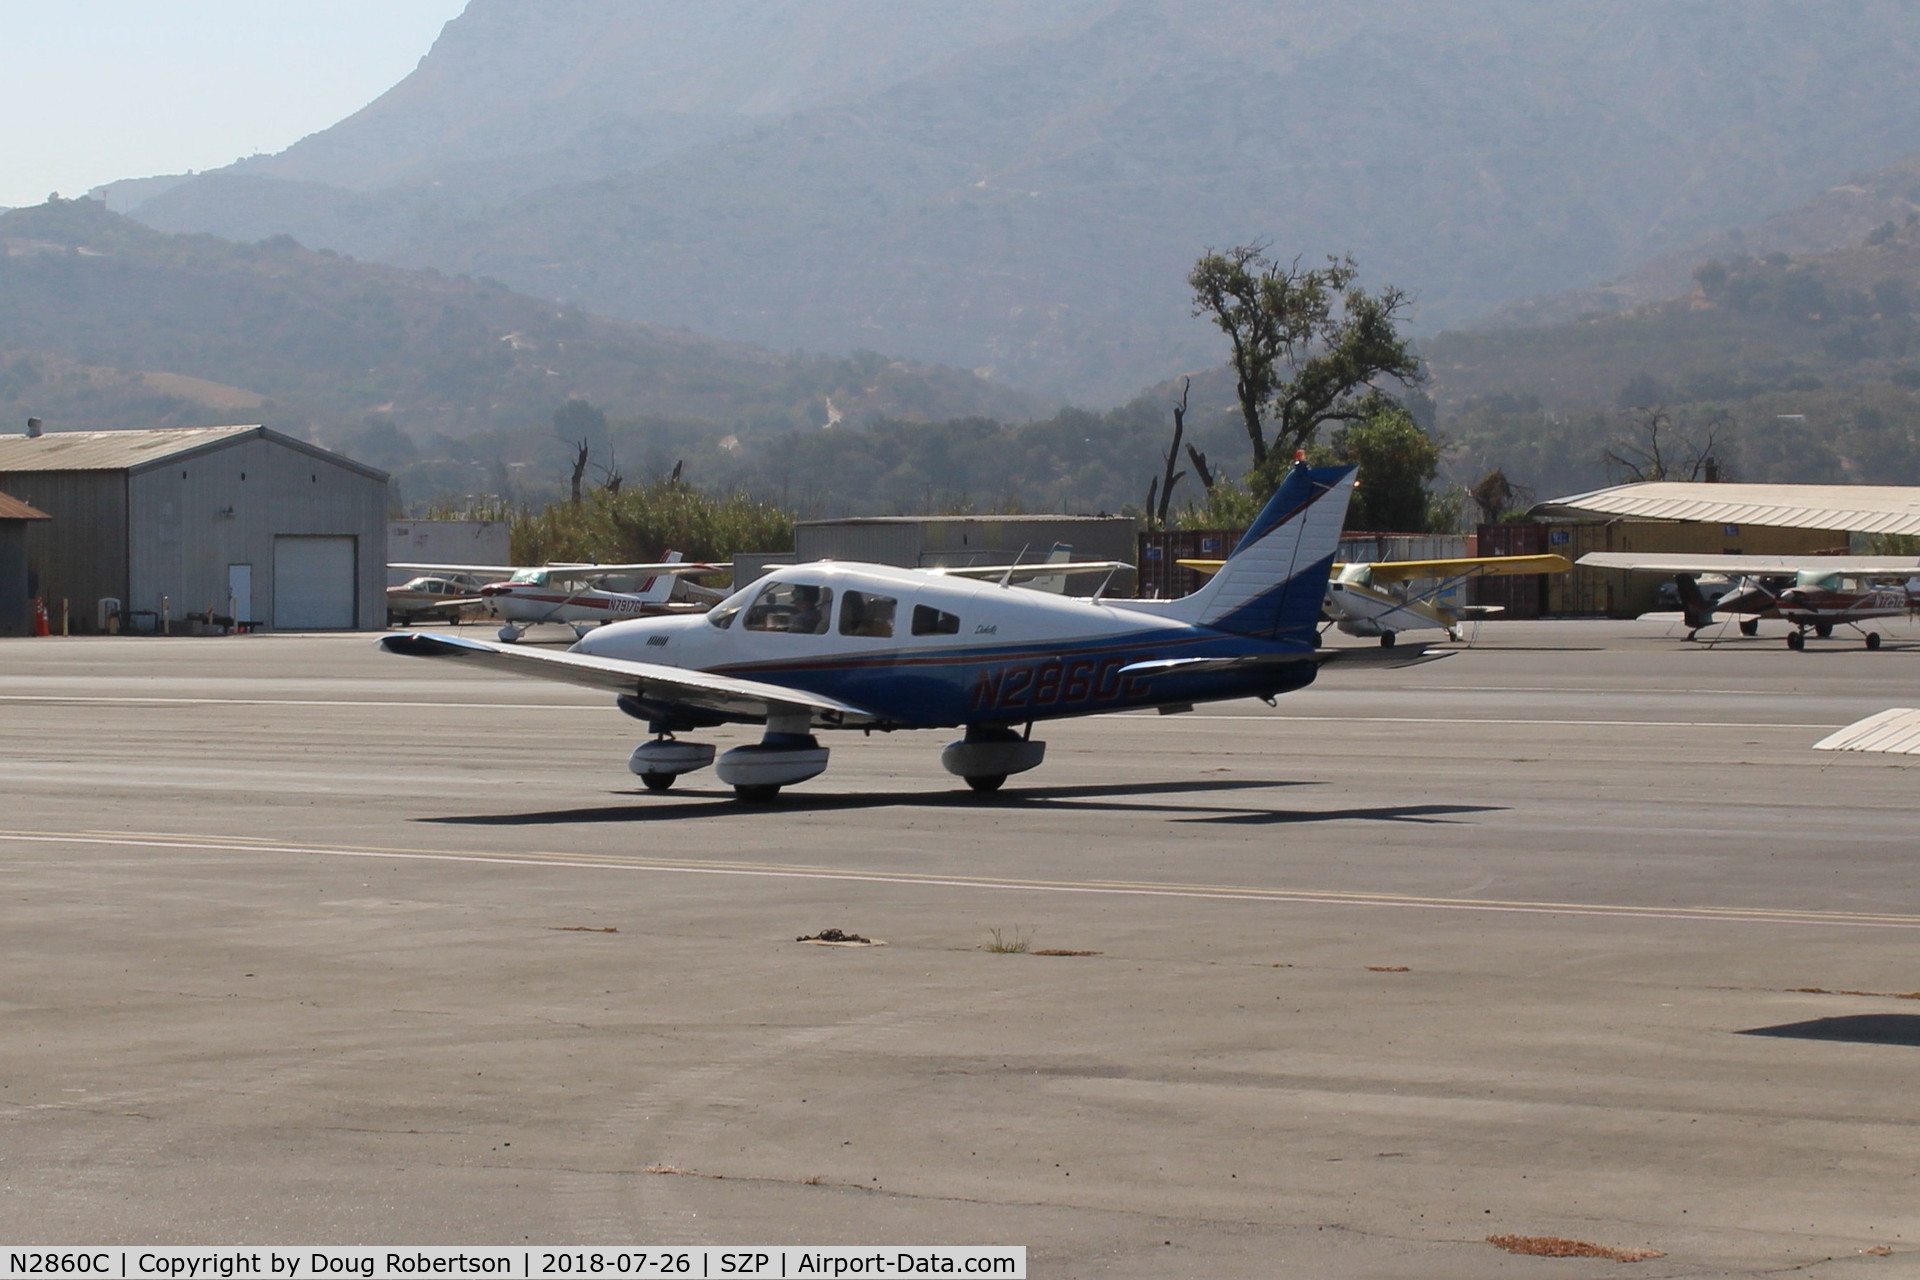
0,424 -> 389,632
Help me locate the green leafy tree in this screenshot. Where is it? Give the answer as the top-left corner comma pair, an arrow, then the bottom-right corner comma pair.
1309,395 -> 1440,532
1188,245 -> 1420,494
511,477 -> 793,566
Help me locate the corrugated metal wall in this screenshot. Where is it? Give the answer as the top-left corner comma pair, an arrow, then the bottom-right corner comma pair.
0,522 -> 32,636
794,522 -> 923,567
387,520 -> 511,586
797,517 -> 1138,572
0,470 -> 129,626
1135,529 -> 1237,599
128,438 -> 388,630
1136,530 -> 1471,600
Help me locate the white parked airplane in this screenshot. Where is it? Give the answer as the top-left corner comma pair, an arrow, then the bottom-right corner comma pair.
384,462 -> 1443,800
389,553 -> 729,642
1578,553 -> 1920,648
1180,554 -> 1572,645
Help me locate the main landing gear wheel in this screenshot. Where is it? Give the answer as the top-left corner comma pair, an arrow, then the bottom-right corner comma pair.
1866,632 -> 1883,650
1786,630 -> 1806,650
1378,631 -> 1397,648
639,772 -> 676,793
1739,618 -> 1760,636
966,773 -> 1008,793
733,783 -> 782,802
497,625 -> 524,643
1814,622 -> 1834,639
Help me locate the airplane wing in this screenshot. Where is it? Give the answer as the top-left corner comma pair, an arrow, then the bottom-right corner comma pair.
389,563 -> 521,576
1175,555 -> 1568,581
409,597 -> 489,617
390,561 -> 729,578
936,560 -> 1133,581
379,633 -> 887,726
546,562 -> 731,577
1359,554 -> 1572,582
1577,553 -> 1920,575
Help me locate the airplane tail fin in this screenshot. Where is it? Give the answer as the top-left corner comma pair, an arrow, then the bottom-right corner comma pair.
1146,461 -> 1356,643
1674,573 -> 1715,631
640,550 -> 685,603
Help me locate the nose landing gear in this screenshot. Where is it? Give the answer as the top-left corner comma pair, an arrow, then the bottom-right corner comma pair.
628,737 -> 717,792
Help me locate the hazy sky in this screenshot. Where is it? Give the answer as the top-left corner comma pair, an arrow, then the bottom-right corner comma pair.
1,0 -> 469,208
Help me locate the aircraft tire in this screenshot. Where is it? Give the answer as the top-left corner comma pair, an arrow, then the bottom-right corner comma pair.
1787,631 -> 1806,650
639,772 -> 676,792
965,773 -> 1008,793
1814,623 -> 1834,639
733,783 -> 782,802
1866,632 -> 1882,650
1739,618 -> 1759,636
497,625 -> 521,643
1378,631 -> 1397,648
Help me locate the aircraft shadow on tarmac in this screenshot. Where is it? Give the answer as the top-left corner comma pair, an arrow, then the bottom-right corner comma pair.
422,778 -> 1505,828
1739,1015 -> 1920,1048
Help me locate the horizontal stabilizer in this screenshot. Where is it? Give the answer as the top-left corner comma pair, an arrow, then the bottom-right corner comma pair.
1119,653 -> 1317,679
1813,708 -> 1920,756
1120,646 -> 1451,679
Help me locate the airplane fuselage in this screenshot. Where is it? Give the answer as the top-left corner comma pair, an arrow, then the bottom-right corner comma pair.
481,582 -> 676,625
1776,584 -> 1914,626
573,562 -> 1319,730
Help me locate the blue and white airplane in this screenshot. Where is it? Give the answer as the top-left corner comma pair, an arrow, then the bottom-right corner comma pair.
382,462 -> 1440,799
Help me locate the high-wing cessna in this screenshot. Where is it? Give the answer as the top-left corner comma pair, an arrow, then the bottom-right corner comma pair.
1180,554 -> 1571,645
384,462 -> 1441,800
389,553 -> 729,642
1578,553 -> 1920,648
386,572 -> 493,626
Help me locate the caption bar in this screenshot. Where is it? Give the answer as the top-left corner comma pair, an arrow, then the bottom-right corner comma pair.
1,1251 -> 1024,1280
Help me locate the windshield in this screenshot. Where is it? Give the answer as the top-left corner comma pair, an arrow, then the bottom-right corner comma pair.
508,569 -> 548,586
706,583 -> 757,628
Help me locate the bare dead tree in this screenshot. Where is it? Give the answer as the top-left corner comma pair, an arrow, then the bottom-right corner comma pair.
1151,378 -> 1192,527
1186,443 -> 1216,492
1602,408 -> 1734,483
1469,469 -> 1519,524
568,439 -> 591,504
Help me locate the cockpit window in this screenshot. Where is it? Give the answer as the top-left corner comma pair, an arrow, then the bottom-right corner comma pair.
744,581 -> 833,634
911,604 -> 960,636
706,585 -> 752,629
839,590 -> 897,638
508,568 -> 548,586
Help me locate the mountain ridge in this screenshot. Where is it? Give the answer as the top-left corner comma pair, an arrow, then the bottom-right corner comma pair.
108,0 -> 1920,403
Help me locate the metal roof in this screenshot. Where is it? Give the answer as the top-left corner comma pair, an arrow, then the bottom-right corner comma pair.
0,425 -> 386,481
0,491 -> 51,520
1532,482 -> 1920,537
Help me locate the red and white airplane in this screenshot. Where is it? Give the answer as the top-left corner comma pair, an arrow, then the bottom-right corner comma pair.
383,462 -> 1443,800
1579,553 -> 1920,649
390,553 -> 729,642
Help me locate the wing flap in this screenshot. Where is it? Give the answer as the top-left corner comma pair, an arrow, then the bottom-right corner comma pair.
380,633 -> 885,726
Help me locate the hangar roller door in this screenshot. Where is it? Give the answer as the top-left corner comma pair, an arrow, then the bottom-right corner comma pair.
273,536 -> 357,629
